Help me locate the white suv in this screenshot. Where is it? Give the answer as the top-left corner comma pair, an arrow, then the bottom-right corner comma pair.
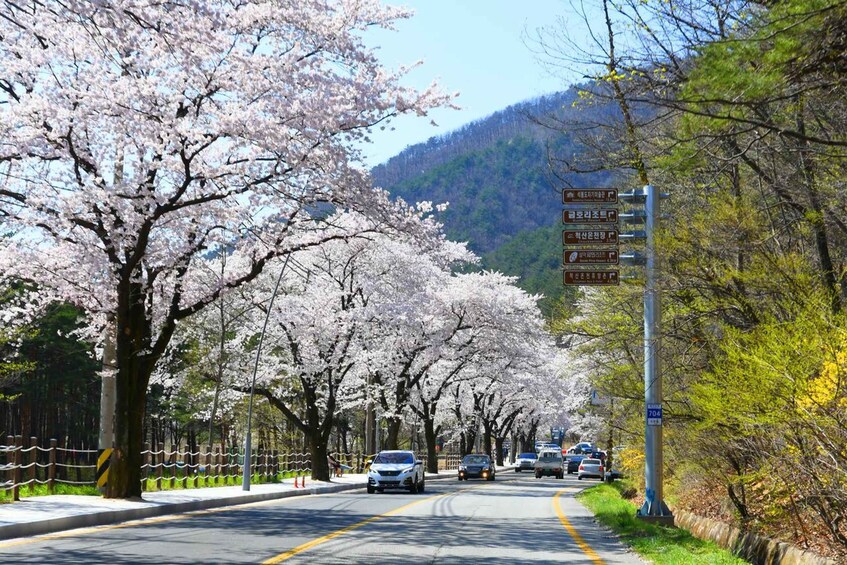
367,450 -> 425,494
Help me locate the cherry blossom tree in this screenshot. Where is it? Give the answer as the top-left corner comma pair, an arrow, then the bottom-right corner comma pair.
398,272 -> 556,465
191,211 -> 467,480
0,0 -> 451,497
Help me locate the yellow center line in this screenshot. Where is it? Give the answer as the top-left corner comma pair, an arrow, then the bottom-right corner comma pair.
262,493 -> 445,564
554,489 -> 606,565
263,482 -> 493,564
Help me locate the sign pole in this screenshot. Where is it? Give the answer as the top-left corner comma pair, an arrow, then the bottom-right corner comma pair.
638,184 -> 673,524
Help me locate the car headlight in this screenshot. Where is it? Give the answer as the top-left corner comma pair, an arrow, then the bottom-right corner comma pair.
402,466 -> 415,474
459,465 -> 466,471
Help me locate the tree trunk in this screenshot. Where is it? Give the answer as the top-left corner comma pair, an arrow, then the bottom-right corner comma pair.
494,436 -> 505,466
308,429 -> 330,481
482,423 -> 492,458
385,416 -> 402,450
423,417 -> 438,474
464,428 -> 477,456
108,344 -> 149,498
107,278 -> 155,499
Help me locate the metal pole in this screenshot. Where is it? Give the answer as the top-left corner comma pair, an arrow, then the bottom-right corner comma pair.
365,374 -> 373,457
243,255 -> 290,491
97,317 -> 116,495
638,184 -> 673,523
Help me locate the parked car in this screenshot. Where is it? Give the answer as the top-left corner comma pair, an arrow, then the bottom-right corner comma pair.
458,454 -> 496,481
577,457 -> 605,480
589,450 -> 607,464
534,450 -> 564,479
567,441 -> 595,455
604,467 -> 625,482
536,442 -> 560,452
514,452 -> 537,472
367,450 -> 425,494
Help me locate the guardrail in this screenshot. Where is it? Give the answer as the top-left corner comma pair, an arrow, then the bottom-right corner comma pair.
2,435 -> 464,501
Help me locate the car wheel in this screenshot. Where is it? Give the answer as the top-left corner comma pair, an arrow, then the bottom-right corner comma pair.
419,478 -> 425,493
515,468 -> 521,473
367,484 -> 375,494
409,479 -> 418,494
578,476 -> 582,480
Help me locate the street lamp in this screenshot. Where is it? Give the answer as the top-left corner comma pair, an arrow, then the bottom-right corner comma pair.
242,255 -> 290,491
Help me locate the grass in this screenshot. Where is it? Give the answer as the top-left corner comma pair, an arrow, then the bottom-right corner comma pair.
577,481 -> 749,565
1,472 -> 288,502
0,482 -> 100,502
141,472 -> 284,491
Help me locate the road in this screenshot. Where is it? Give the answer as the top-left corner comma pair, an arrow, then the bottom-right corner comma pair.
0,473 -> 644,564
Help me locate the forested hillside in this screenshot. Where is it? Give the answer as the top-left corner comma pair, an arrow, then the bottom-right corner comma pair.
371,89 -> 616,317
372,89 -> 614,255
480,225 -> 576,318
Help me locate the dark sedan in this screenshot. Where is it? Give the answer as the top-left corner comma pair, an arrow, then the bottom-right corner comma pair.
458,454 -> 496,481
565,454 -> 583,474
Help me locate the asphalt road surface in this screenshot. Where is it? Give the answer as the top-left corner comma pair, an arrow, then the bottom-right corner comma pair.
0,473 -> 645,564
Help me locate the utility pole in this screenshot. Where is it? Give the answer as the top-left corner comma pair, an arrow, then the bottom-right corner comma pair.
97,318 -> 117,494
561,183 -> 672,523
632,184 -> 673,525
243,256 -> 289,491
365,374 -> 375,457
98,143 -> 124,496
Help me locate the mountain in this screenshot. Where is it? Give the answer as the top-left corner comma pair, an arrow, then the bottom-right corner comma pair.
372,87 -> 616,314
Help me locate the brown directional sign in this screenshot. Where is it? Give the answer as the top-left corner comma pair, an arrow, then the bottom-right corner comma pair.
564,270 -> 620,286
562,208 -> 618,225
563,229 -> 618,245
563,249 -> 619,265
562,188 -> 618,204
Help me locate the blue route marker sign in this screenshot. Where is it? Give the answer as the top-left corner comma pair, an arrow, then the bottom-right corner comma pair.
647,403 -> 662,426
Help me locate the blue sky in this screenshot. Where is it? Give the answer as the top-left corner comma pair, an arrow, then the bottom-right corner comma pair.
361,1 -> 580,167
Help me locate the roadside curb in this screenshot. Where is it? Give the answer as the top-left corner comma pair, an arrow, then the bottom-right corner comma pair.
0,481 -> 363,541
1,472 -> 463,541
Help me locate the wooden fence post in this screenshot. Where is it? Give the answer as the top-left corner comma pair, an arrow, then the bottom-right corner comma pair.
142,443 -> 150,492
205,445 -> 212,487
181,445 -> 188,489
4,435 -> 12,498
168,446 -> 176,489
28,437 -> 37,493
13,435 -> 22,501
216,444 -> 222,485
48,439 -> 57,494
156,446 -> 163,491
226,445 -> 233,484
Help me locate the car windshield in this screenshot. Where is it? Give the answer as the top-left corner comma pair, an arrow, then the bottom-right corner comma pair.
583,458 -> 601,465
519,453 -> 537,459
373,452 -> 414,465
462,455 -> 489,465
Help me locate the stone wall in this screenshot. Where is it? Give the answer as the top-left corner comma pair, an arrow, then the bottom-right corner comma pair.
674,510 -> 837,565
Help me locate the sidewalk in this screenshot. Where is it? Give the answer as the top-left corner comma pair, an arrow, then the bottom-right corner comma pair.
0,470 -> 469,541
